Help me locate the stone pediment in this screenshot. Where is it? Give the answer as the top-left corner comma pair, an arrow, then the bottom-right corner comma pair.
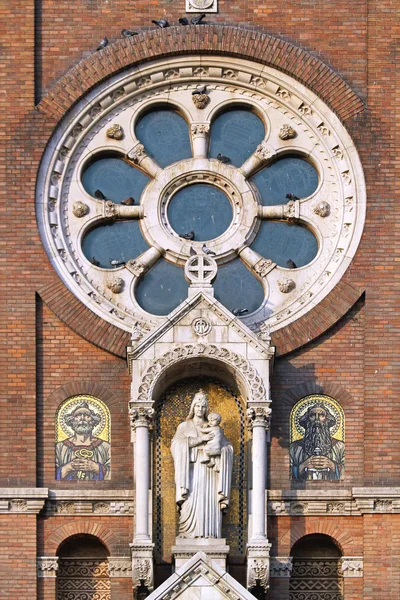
128,291 -> 275,363
145,552 -> 257,600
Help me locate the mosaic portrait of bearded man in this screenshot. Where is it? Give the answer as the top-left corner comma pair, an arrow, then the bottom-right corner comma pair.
55,400 -> 111,480
290,400 -> 345,481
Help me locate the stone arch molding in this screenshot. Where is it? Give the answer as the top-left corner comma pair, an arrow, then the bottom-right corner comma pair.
135,343 -> 267,408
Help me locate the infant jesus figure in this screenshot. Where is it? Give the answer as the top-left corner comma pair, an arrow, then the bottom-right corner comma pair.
200,412 -> 225,471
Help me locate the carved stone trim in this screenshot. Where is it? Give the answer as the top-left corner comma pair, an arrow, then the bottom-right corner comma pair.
246,406 -> 271,430
191,123 -> 210,136
131,543 -> 154,591
247,558 -> 270,591
254,258 -> 274,278
108,557 -> 132,578
341,557 -> 363,577
127,142 -> 147,163
254,141 -> 274,161
129,407 -> 155,430
270,556 -> 293,578
37,556 -> 59,577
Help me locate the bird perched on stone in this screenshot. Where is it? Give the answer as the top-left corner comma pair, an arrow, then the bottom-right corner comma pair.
152,19 -> 169,28
179,17 -> 189,25
190,246 -> 198,256
202,243 -> 216,256
286,193 -> 299,200
191,13 -> 206,25
121,29 -> 138,38
90,256 -> 101,266
217,153 -> 231,163
192,84 -> 207,95
110,259 -> 126,268
96,37 -> 108,51
120,196 -> 135,205
94,189 -> 107,200
232,308 -> 249,316
286,259 -> 297,269
181,231 -> 195,241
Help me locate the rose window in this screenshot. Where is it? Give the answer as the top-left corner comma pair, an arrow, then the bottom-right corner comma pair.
37,56 -> 365,334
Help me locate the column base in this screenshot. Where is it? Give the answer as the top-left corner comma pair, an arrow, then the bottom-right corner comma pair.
172,537 -> 229,570
130,541 -> 154,591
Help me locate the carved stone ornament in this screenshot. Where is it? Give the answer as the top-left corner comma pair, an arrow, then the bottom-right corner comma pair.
255,141 -> 273,161
327,501 -> 345,513
106,277 -> 124,294
246,406 -> 271,430
9,499 -> 28,511
106,124 -> 124,140
192,317 -> 212,336
291,502 -> 308,514
104,200 -> 117,219
254,258 -> 273,277
279,124 -> 297,140
186,0 -> 216,12
314,201 -> 331,217
192,93 -> 210,109
270,557 -> 293,578
93,502 -> 111,514
132,321 -> 146,342
184,254 -> 218,285
191,123 -> 210,137
37,557 -> 59,577
129,406 -> 155,429
108,557 -> 132,578
341,557 -> 363,577
128,143 -> 147,163
132,558 -> 153,589
374,499 -> 393,512
126,259 -> 148,278
258,322 -> 271,343
277,278 -> 295,293
247,558 -> 270,591
72,201 -> 89,217
283,200 -> 297,220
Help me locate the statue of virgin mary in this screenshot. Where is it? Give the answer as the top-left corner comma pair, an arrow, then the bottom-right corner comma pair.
171,391 -> 233,538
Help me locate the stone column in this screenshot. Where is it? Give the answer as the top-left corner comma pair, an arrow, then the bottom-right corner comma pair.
191,124 -> 210,158
246,406 -> 272,593
129,407 -> 155,592
240,142 -> 275,178
258,200 -> 300,221
127,142 -> 161,177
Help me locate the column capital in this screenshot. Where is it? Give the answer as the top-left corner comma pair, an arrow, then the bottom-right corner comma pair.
270,556 -> 293,578
37,556 -> 59,578
246,406 -> 271,430
129,406 -> 154,430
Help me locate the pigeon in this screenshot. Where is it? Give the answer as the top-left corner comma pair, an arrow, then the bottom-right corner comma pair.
192,84 -> 207,95
120,196 -> 135,205
232,308 -> 249,316
217,153 -> 231,163
190,246 -> 197,256
94,189 -> 107,200
121,29 -> 138,38
181,231 -> 195,240
286,193 -> 299,200
191,13 -> 206,25
96,37 -> 108,51
152,19 -> 169,28
110,259 -> 126,268
90,256 -> 100,267
202,243 -> 216,256
286,259 -> 297,269
179,17 -> 190,25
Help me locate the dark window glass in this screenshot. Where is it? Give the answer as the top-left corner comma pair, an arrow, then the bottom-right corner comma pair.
82,157 -> 150,203
251,221 -> 318,268
135,109 -> 192,168
209,109 -> 265,167
214,259 -> 264,314
82,221 -> 148,268
252,157 -> 318,205
168,184 -> 233,242
135,260 -> 189,316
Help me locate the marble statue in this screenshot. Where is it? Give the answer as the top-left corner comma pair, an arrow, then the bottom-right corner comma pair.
171,391 -> 233,538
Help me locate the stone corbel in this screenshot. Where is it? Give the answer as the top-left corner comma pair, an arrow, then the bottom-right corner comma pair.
108,556 -> 132,578
270,556 -> 293,578
341,557 -> 363,577
37,556 -> 59,578
131,544 -> 154,591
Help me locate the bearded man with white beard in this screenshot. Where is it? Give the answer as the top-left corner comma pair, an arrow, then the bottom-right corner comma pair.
290,403 -> 345,480
56,402 -> 111,480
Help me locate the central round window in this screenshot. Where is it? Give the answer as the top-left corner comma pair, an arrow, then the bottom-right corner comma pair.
167,183 -> 233,242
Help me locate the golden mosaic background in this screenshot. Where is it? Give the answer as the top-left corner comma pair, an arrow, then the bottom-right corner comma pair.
154,377 -> 248,562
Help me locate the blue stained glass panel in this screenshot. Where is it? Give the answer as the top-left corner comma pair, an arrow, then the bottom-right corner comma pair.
168,184 -> 233,242
82,221 -> 149,268
135,109 -> 192,168
252,157 -> 318,205
135,260 -> 189,316
209,109 -> 265,167
214,259 -> 264,314
82,157 -> 150,203
251,221 -> 318,268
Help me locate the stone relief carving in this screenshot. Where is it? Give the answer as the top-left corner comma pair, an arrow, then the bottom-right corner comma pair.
37,557 -> 59,577
106,124 -> 124,140
132,559 -> 153,589
191,124 -> 210,136
270,557 -> 293,578
106,277 -> 124,294
192,317 -> 212,336
277,278 -> 295,293
246,406 -> 272,430
327,501 -> 345,513
128,143 -> 147,163
341,557 -> 363,577
279,124 -> 296,140
171,391 -> 233,538
254,258 -> 273,278
130,406 -> 155,429
126,258 -> 148,278
192,93 -> 210,109
247,558 -> 270,591
72,201 -> 89,217
186,0 -> 217,12
374,499 -> 393,512
9,499 -> 28,511
108,557 -> 132,577
291,502 -> 309,514
254,141 -> 273,161
314,201 -> 331,217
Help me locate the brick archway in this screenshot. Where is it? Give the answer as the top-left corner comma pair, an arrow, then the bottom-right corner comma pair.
46,520 -> 121,555
280,519 -> 355,555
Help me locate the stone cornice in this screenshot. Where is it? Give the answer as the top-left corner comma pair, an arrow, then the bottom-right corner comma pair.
0,488 -> 48,514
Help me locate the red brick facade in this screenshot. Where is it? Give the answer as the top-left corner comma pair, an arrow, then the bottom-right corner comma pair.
2,0 -> 399,598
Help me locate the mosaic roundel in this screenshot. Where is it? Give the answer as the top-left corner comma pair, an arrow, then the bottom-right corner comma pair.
37,55 -> 366,335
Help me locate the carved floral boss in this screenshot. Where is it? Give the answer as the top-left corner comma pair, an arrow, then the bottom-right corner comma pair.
37,57 -> 365,335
